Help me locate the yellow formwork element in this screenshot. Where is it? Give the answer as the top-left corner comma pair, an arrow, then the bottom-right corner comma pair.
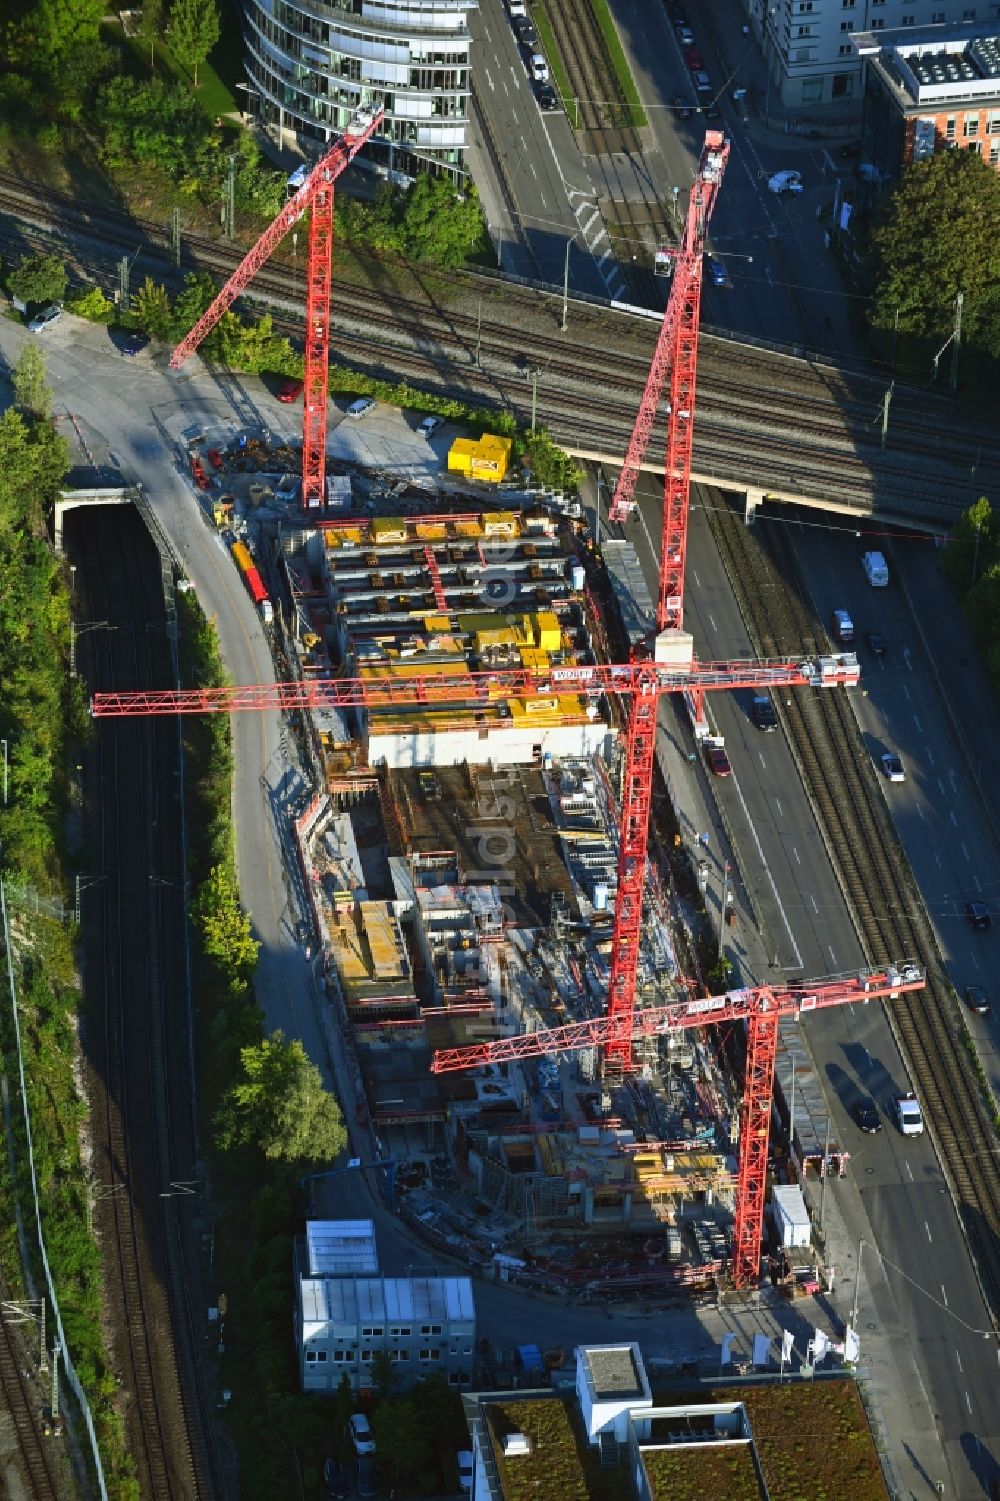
447,438 -> 478,476
361,902 -> 404,980
475,627 -> 518,652
359,660 -> 469,681
534,611 -> 561,652
518,648 -> 549,672
371,517 -> 407,544
422,615 -> 452,632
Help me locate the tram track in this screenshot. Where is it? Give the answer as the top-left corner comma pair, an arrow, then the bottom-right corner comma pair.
706,490 -> 1000,1317
74,506 -> 221,1498
0,1312 -> 63,1499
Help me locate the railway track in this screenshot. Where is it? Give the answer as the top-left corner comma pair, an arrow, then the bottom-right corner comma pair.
706,491 -> 1000,1317
537,0 -> 640,150
76,507 -> 221,1498
0,1313 -> 63,1499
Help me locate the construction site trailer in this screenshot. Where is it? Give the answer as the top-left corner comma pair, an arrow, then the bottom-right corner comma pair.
771,1184 -> 811,1249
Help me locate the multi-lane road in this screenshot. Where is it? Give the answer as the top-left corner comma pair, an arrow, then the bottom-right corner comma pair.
620,470 -> 1000,1493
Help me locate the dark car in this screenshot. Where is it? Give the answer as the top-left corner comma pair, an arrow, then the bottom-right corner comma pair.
965,901 -> 992,930
685,46 -> 705,69
705,740 -> 732,777
965,985 -> 991,1014
356,1454 -> 378,1499
673,93 -> 694,120
853,1095 -> 881,1134
703,100 -> 723,120
751,693 -> 777,731
324,1458 -> 350,1500
514,17 -> 537,45
277,377 -> 304,403
865,631 -> 886,656
839,141 -> 862,159
120,331 -> 149,356
536,83 -> 558,110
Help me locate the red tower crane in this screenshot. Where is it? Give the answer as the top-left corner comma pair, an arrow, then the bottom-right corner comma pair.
169,105 -> 385,512
430,963 -> 926,1288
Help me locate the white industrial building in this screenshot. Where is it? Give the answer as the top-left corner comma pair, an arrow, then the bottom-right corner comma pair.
295,1219 -> 476,1391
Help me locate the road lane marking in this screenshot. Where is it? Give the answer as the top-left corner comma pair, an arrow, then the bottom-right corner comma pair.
934,850 -> 942,868
949,810 -> 957,827
692,569 -> 701,588
924,1220 -> 932,1242
965,1391 -> 972,1414
530,161 -> 538,179
792,846 -> 801,865
938,778 -> 946,797
961,841 -> 970,861
580,209 -> 599,235
485,67 -> 495,90
827,944 -> 837,965
759,752 -> 767,769
902,684 -> 911,702
707,612 -> 717,632
974,874 -> 982,891
810,894 -> 819,913
728,755 -> 803,967
775,797 -> 783,817
903,647 -> 912,671
956,1350 -> 963,1371
913,713 -> 923,733
926,749 -> 934,766
539,192 -> 548,209
905,1161 -> 914,1181
941,1284 -> 948,1307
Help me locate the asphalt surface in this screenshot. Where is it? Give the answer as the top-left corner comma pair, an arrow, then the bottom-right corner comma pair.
610,469 -> 1000,1497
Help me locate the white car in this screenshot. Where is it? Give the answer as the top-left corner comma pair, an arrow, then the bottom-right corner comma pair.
345,397 -> 375,419
895,1092 -> 923,1136
349,1413 -> 376,1455
768,169 -> 804,195
531,53 -> 549,82
880,752 -> 905,783
418,415 -> 444,437
27,301 -> 63,333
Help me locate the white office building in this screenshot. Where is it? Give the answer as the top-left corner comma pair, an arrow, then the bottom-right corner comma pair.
747,0 -> 1000,109
241,0 -> 475,179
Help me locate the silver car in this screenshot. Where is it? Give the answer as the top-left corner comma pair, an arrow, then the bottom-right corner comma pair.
27,302 -> 63,333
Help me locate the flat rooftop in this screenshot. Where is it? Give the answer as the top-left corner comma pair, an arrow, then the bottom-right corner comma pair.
582,1345 -> 645,1401
855,25 -> 1000,106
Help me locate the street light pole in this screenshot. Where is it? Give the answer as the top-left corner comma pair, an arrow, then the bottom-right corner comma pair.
561,238 -> 572,332
850,1237 -> 866,1332
1,739 -> 7,808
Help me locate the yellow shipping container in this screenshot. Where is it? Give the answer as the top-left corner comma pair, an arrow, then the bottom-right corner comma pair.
447,438 -> 478,476
371,517 -> 407,544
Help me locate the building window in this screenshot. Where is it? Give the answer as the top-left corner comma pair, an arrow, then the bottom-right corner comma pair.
968,139 -> 982,152
389,1326 -> 411,1338
333,1350 -> 346,1362
931,8 -> 945,15
871,17 -> 885,26
963,6 -> 977,14
361,1350 -> 373,1362
901,12 -> 914,21
419,1349 -> 432,1360
965,114 -> 980,136
946,116 -> 956,138
839,43 -> 853,53
988,113 -> 1000,133
840,18 -> 855,28
361,1327 -> 384,1339
305,1349 -> 328,1363
990,140 -> 1000,162
801,78 -> 824,101
419,1325 -> 442,1336
842,0 -> 855,6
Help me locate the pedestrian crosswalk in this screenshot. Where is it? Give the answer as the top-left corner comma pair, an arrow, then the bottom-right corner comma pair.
567,187 -> 626,301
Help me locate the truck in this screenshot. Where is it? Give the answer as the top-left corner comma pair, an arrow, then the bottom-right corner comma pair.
831,608 -> 854,645
895,1091 -> 924,1137
862,550 -> 889,587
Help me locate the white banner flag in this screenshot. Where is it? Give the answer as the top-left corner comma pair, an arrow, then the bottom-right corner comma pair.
753,1333 -> 772,1368
810,1327 -> 830,1363
781,1328 -> 795,1364
720,1333 -> 736,1366
845,1326 -> 860,1364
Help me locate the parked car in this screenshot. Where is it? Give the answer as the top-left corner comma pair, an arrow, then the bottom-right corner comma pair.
419,415 -> 443,437
531,52 -> 549,82
277,377 -> 304,403
536,83 -> 558,110
345,397 -> 375,419
768,169 -> 804,195
685,46 -> 705,68
895,1091 -> 924,1136
355,1455 -> 378,1499
839,141 -> 862,159
965,901 -> 992,931
514,16 -> 537,45
692,69 -> 712,93
704,740 -> 732,777
349,1413 -> 376,1455
27,302 -> 63,333
457,1450 -> 475,1494
704,254 -> 728,287
880,752 -> 905,783
853,1095 -> 881,1134
120,331 -> 149,357
673,93 -> 695,120
965,985 -> 991,1015
865,631 -> 886,656
678,24 -> 695,43
324,1458 -> 350,1500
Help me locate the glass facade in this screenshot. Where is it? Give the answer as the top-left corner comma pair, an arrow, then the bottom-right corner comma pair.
242,0 -> 476,179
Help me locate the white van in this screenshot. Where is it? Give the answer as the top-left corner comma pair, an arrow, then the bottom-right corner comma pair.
862,550 -> 889,587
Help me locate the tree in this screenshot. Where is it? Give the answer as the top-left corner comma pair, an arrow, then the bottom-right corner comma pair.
7,254 -> 68,308
140,0 -> 164,68
132,277 -> 174,341
372,1397 -> 435,1486
943,496 -> 996,596
370,1350 -> 398,1401
215,1032 -> 348,1163
65,285 -> 115,324
169,0 -> 221,88
398,176 -> 487,268
2,0 -> 105,76
12,343 -> 52,421
193,862 -> 260,981
870,150 -> 1000,355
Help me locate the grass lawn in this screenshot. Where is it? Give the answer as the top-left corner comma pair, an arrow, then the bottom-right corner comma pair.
102,9 -> 244,119
642,1445 -> 763,1501
653,1381 -> 890,1501
589,0 -> 648,129
486,1399 -> 620,1501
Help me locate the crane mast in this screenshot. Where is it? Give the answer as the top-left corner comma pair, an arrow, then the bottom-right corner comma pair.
168,105 -> 385,511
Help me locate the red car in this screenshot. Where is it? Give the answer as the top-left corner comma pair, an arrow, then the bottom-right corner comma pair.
704,740 -> 732,777
685,46 -> 704,69
277,377 -> 304,403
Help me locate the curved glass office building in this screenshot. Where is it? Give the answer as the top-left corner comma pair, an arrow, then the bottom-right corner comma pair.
242,0 -> 475,179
